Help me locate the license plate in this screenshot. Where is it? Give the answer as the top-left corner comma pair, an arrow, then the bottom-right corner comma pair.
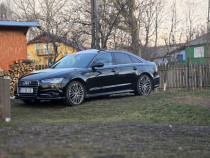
19,88 -> 33,93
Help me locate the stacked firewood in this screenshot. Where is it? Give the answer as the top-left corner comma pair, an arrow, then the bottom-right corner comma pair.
1,60 -> 35,96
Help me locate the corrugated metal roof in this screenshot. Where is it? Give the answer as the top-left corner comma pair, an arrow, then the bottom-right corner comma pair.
0,20 -> 40,27
187,34 -> 208,46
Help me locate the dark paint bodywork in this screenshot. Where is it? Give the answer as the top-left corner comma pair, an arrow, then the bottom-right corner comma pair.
15,49 -> 160,100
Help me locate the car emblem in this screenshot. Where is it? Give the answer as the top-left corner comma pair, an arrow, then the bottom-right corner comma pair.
22,81 -> 31,86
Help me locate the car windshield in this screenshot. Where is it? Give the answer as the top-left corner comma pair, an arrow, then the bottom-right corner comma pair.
50,53 -> 96,69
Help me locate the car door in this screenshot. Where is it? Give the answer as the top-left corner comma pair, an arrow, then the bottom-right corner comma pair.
112,52 -> 138,90
86,53 -> 119,94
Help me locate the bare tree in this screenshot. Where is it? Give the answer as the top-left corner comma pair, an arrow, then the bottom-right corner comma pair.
109,0 -> 140,56
70,0 -> 128,50
139,0 -> 166,56
184,2 -> 198,42
0,1 -> 14,20
12,0 -> 72,64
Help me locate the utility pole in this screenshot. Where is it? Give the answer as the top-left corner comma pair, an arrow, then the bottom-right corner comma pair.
208,0 -> 210,31
207,0 -> 210,62
91,0 -> 100,49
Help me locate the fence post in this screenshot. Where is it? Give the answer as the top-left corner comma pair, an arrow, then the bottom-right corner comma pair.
0,77 -> 11,122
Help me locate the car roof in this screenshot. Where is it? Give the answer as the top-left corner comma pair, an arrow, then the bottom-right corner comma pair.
76,49 -> 99,55
76,49 -> 146,61
77,49 -> 132,55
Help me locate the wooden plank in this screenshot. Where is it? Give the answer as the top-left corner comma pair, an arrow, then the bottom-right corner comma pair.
0,77 -> 3,116
199,64 -> 202,90
0,77 -> 11,120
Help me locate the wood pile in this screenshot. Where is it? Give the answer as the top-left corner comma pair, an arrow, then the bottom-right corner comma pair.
0,60 -> 35,96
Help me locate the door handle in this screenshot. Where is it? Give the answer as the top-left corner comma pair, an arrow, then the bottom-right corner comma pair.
112,69 -> 120,75
111,69 -> 116,72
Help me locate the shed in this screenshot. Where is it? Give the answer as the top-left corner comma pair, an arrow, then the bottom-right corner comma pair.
0,20 -> 40,70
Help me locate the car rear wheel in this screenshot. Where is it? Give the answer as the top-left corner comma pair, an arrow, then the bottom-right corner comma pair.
65,81 -> 86,106
135,74 -> 152,95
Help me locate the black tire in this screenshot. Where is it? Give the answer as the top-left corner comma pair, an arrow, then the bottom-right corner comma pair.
65,81 -> 86,106
22,99 -> 40,104
135,74 -> 152,95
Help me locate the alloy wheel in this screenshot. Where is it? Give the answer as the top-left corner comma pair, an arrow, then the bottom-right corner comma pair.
65,81 -> 85,106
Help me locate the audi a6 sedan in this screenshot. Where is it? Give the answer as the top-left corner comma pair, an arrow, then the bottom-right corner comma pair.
15,49 -> 160,106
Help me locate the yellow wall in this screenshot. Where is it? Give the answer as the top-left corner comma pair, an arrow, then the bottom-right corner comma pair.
27,42 -> 78,65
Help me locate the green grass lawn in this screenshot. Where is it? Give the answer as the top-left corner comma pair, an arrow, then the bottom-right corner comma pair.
4,89 -> 210,125
0,89 -> 210,158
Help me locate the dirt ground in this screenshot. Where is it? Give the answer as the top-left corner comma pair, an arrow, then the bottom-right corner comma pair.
1,122 -> 210,158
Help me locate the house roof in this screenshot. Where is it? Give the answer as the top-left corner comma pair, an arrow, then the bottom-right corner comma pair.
27,32 -> 85,51
164,33 -> 210,56
186,33 -> 209,46
0,20 -> 40,27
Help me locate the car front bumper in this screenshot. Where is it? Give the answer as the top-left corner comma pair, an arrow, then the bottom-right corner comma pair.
15,88 -> 65,100
153,75 -> 160,88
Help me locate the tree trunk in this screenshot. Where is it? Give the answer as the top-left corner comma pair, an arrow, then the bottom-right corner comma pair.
131,29 -> 141,56
128,0 -> 141,56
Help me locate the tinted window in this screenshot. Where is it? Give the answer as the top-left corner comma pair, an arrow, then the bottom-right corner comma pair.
92,53 -> 113,66
50,53 -> 96,68
130,55 -> 142,63
113,53 -> 132,65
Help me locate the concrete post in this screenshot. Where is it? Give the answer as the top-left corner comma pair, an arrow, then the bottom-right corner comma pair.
0,77 -> 11,121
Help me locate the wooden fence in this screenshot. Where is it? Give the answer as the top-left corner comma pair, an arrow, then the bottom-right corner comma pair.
158,63 -> 210,90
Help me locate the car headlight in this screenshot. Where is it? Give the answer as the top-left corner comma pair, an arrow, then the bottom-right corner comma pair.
41,78 -> 64,88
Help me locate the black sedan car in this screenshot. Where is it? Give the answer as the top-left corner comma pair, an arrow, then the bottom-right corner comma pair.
15,49 -> 160,106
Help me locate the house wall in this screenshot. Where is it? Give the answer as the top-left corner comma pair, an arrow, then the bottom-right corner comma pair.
185,45 -> 206,63
27,42 -> 78,65
0,30 -> 27,69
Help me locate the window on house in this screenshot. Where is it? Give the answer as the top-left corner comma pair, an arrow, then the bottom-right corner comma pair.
63,51 -> 69,56
27,53 -> 31,58
177,54 -> 184,61
194,47 -> 204,58
44,43 -> 50,54
35,44 -> 41,52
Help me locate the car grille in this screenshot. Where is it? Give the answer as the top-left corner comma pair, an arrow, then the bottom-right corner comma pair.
18,80 -> 39,98
18,81 -> 39,87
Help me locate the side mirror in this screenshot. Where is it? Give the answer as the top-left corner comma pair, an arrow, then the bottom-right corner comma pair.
91,62 -> 104,71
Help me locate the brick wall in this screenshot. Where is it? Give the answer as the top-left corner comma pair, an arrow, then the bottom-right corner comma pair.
0,29 -> 27,70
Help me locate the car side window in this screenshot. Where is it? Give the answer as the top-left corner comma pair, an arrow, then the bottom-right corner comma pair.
92,53 -> 113,66
113,53 -> 132,65
130,55 -> 143,63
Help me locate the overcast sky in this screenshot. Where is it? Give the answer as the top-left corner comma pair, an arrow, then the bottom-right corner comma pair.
0,0 -> 207,25
0,0 -> 208,45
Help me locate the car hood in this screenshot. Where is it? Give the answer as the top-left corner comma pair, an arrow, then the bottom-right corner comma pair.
20,68 -> 83,81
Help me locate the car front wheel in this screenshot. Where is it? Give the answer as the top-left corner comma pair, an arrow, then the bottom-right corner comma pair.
65,81 -> 86,106
135,74 -> 152,95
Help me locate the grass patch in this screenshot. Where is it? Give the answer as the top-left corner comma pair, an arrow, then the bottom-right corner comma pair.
3,89 -> 210,125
